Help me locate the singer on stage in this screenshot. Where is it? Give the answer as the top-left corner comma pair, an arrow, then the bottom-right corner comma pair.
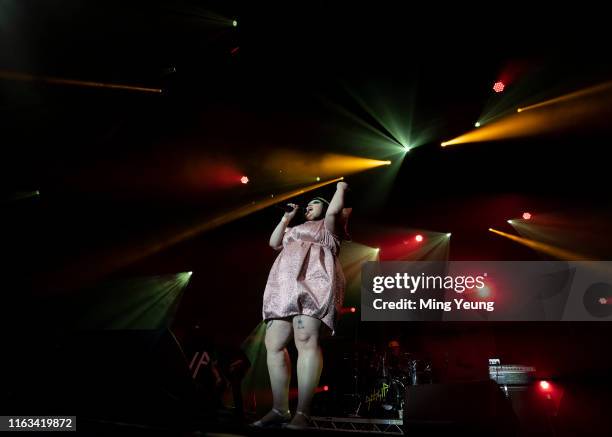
252,181 -> 349,429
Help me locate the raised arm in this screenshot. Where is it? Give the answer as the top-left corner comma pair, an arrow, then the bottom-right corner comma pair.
324,181 -> 348,235
269,203 -> 298,250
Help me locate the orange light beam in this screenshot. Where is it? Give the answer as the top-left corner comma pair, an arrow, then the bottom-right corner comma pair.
488,227 -> 592,260
263,151 -> 393,182
441,80 -> 612,147
161,176 -> 345,248
0,70 -> 163,94
50,177 -> 345,290
518,80 -> 612,113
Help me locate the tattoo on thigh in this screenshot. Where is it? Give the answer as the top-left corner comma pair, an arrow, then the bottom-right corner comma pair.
296,317 -> 304,329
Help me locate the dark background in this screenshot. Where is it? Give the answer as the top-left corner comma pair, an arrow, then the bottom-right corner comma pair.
2,0 -> 612,387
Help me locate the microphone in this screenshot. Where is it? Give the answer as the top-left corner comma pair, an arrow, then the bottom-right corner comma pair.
275,204 -> 304,213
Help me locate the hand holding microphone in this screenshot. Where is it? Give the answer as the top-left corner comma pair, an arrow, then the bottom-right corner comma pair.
282,203 -> 300,222
275,203 -> 304,213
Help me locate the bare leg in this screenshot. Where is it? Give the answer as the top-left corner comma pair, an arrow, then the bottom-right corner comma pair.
252,319 -> 293,426
265,319 -> 293,411
290,315 -> 322,426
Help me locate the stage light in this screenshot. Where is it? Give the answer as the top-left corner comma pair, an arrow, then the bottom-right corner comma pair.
385,230 -> 451,262
522,212 -> 532,220
74,272 -> 193,329
232,20 -> 238,27
518,80 -> 612,113
507,220 -> 513,224
264,152 -> 390,182
443,80 -> 612,148
441,109 -> 550,146
375,248 -> 380,252
339,243 -> 380,295
0,70 -> 163,93
340,306 -> 357,315
65,178 -> 346,284
316,176 -> 321,181
188,271 -> 193,276
539,380 -> 551,391
441,141 -> 448,147
404,146 -> 411,152
493,81 -> 505,93
475,122 -> 481,127
446,233 -> 452,237
10,190 -> 40,201
240,176 -> 249,184
489,227 -> 590,260
477,285 -> 491,298
314,385 -> 330,394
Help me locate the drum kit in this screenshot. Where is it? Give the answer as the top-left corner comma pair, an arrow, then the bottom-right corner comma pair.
341,344 -> 432,418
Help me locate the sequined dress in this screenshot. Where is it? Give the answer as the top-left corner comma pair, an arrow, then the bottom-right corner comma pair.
262,219 -> 345,334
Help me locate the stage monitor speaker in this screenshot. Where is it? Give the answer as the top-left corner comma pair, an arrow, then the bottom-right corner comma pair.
403,380 -> 518,435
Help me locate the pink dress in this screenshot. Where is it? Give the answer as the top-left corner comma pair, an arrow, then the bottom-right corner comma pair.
262,219 -> 346,334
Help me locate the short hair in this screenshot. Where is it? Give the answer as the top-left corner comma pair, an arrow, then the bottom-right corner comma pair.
309,197 -> 329,219
310,196 -> 329,205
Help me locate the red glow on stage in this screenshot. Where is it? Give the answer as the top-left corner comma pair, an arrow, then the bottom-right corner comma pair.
376,231 -> 434,261
522,212 -> 532,220
240,176 -> 249,184
185,161 -> 247,191
539,380 -> 551,391
315,385 -> 330,393
340,306 -> 358,314
493,81 -> 505,93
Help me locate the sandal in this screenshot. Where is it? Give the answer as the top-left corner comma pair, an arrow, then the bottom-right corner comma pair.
249,408 -> 291,428
285,411 -> 312,430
